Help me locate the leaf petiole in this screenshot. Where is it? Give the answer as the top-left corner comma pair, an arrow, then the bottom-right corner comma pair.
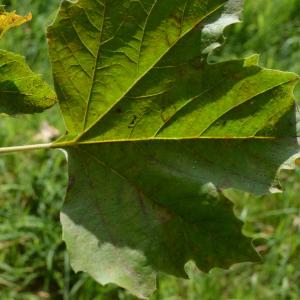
0,143 -> 53,154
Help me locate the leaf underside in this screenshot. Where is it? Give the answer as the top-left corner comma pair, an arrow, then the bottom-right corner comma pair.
48,0 -> 299,298
0,50 -> 56,116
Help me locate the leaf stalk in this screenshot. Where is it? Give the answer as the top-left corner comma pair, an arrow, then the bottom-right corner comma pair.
0,143 -> 53,154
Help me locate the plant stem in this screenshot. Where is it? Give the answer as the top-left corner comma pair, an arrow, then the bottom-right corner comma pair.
0,143 -> 53,154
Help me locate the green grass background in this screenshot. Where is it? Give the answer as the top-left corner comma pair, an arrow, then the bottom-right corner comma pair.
0,0 -> 300,299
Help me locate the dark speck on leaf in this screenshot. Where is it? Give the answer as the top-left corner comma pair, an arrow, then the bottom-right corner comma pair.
222,120 -> 227,126
128,115 -> 137,128
67,176 -> 75,192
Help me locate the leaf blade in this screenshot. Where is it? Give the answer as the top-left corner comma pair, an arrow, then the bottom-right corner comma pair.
0,50 -> 56,116
62,144 -> 260,299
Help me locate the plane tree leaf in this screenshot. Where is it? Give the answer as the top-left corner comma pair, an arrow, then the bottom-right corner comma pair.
0,50 -> 56,116
48,0 -> 299,298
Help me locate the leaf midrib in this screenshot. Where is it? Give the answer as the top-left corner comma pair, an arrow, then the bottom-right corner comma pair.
53,136 -> 283,150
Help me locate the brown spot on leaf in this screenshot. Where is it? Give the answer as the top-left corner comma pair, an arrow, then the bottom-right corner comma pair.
116,107 -> 123,114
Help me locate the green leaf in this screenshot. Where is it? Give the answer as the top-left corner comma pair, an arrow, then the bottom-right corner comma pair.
48,0 -> 299,298
0,50 -> 56,116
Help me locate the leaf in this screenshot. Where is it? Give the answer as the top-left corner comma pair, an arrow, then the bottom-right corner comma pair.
0,7 -> 32,39
0,50 -> 56,116
48,0 -> 299,298
0,8 -> 56,116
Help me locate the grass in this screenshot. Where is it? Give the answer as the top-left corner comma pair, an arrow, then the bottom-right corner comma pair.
0,0 -> 300,299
